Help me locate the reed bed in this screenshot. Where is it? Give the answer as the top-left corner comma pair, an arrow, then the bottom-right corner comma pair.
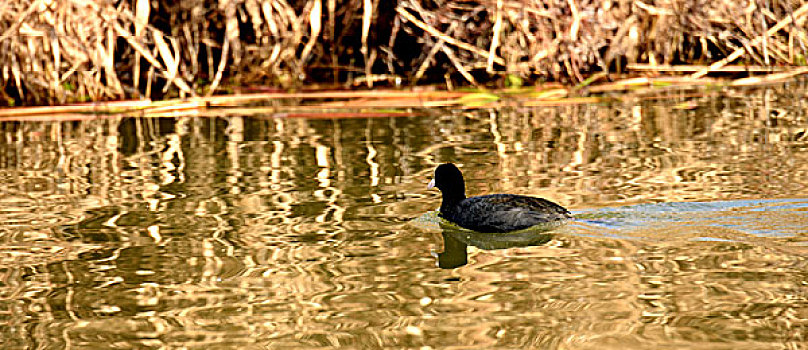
1,0 -> 807,106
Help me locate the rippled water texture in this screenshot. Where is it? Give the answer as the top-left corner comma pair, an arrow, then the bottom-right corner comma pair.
1,83 -> 807,348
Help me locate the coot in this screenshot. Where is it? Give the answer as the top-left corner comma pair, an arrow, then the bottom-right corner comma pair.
428,163 -> 571,233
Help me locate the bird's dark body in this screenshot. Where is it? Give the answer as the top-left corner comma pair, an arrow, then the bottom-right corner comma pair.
440,194 -> 571,233
429,163 -> 571,233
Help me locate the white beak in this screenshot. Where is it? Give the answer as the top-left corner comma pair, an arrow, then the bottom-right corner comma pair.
427,178 -> 435,189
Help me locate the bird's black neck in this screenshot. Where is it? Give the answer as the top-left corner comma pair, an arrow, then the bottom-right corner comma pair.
440,189 -> 466,215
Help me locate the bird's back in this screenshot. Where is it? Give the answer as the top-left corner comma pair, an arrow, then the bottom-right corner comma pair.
442,194 -> 571,233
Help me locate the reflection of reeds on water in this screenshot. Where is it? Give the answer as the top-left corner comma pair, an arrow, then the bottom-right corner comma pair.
1,84 -> 808,239
4,90 -> 800,240
0,85 -> 807,347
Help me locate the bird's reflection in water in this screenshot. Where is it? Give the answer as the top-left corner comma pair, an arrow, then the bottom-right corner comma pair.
435,222 -> 556,269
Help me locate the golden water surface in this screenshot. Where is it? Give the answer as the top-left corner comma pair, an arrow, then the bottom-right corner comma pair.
1,83 -> 807,348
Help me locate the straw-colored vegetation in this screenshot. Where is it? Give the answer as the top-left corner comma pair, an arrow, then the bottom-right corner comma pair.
1,0 -> 807,106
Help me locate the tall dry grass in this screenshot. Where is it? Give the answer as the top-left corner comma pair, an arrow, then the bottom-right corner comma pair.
1,0 -> 807,106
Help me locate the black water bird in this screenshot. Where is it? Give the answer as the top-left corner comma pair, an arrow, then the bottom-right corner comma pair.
428,163 -> 571,233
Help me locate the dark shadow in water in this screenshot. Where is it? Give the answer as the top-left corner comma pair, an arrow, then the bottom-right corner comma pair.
436,231 -> 469,269
436,222 -> 556,269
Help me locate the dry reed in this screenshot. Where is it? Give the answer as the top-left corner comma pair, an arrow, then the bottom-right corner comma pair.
1,0 -> 807,106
